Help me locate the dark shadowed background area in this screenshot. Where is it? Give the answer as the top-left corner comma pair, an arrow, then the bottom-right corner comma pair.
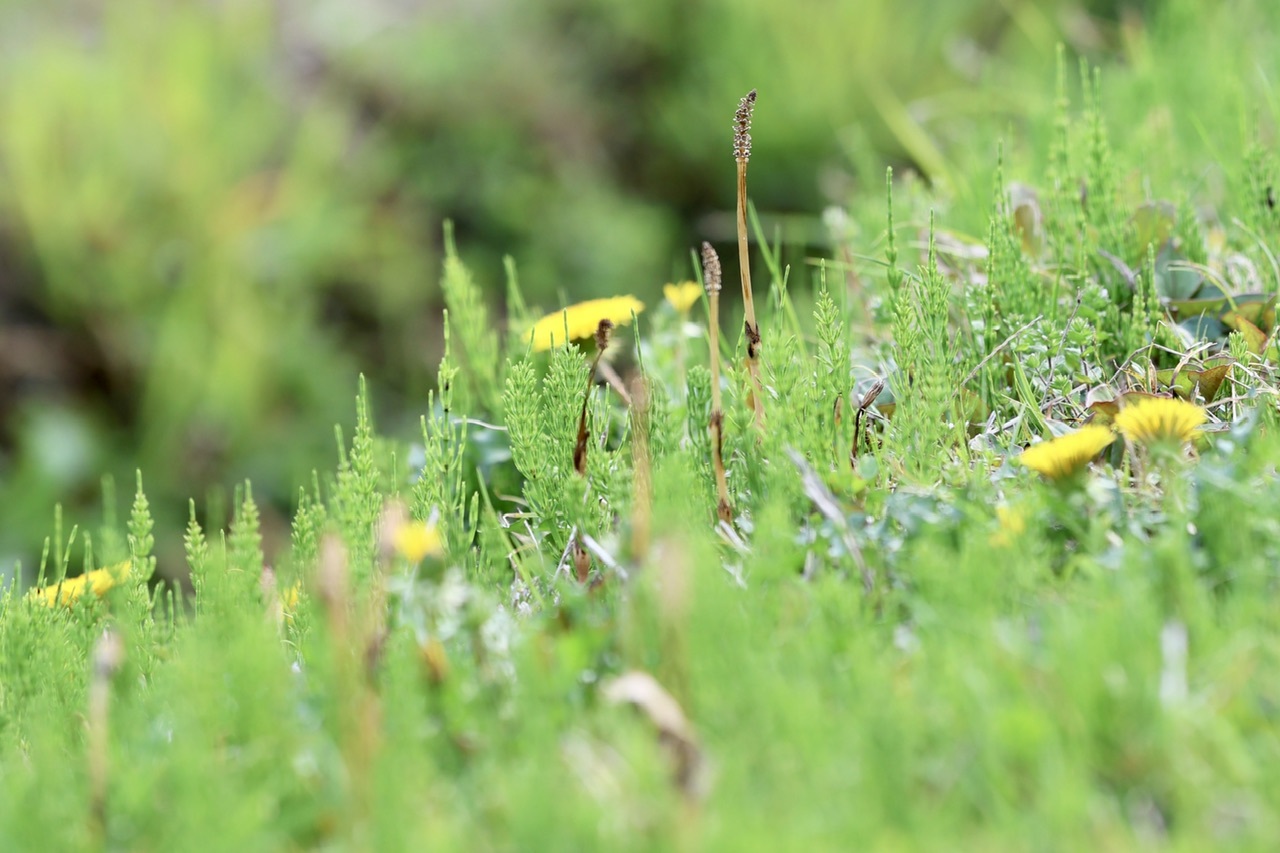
0,0 -> 1269,577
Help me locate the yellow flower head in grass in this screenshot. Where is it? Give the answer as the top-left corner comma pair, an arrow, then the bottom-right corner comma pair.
663,281 -> 702,315
29,560 -> 132,607
1017,425 -> 1116,481
990,504 -> 1028,548
525,296 -> 645,352
394,522 -> 444,563
280,580 -> 303,624
1114,396 -> 1207,447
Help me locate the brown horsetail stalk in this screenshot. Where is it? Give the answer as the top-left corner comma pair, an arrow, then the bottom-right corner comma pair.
573,319 -> 615,477
568,320 -> 615,584
701,242 -> 734,524
733,88 -> 766,430
851,379 -> 885,467
572,539 -> 592,584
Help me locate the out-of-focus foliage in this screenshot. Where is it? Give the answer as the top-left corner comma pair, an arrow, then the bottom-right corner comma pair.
6,0 -> 1280,845
0,2 -> 436,568
2,0 -> 1278,574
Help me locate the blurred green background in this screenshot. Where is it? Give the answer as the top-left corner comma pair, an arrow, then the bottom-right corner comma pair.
2,0 -> 1276,577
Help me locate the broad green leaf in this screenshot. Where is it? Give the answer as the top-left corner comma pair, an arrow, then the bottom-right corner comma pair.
1177,314 -> 1226,342
1132,201 -> 1176,252
1155,246 -> 1204,300
1155,368 -> 1197,399
1085,384 -> 1120,424
1223,312 -> 1267,354
1192,362 -> 1232,402
1224,293 -> 1277,330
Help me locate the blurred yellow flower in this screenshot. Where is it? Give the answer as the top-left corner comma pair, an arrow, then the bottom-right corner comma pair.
29,560 -> 132,607
281,580 -> 302,618
420,637 -> 450,684
394,522 -> 444,563
989,504 -> 1027,548
663,281 -> 702,315
1114,396 -> 1206,446
1017,425 -> 1116,480
525,296 -> 644,352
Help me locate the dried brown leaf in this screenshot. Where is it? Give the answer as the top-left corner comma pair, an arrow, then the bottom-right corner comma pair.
604,671 -> 706,798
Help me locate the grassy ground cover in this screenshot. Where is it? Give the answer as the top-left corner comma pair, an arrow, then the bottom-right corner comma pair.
6,3 -> 1280,849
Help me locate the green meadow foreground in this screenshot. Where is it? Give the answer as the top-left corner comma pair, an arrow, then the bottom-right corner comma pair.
9,58 -> 1280,849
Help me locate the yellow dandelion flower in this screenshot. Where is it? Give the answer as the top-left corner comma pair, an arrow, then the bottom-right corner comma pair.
989,504 -> 1028,548
29,574 -> 88,607
420,637 -> 450,684
394,522 -> 444,563
1113,396 -> 1207,446
29,560 -> 132,607
1017,425 -> 1116,480
525,296 -> 645,352
663,281 -> 702,315
281,580 -> 301,612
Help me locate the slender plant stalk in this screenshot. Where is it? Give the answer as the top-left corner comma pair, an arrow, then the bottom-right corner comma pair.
733,89 -> 766,430
851,379 -> 885,468
573,320 -> 614,478
572,538 -> 592,584
569,320 -> 615,583
702,242 -> 734,524
88,630 -> 124,841
316,534 -> 383,835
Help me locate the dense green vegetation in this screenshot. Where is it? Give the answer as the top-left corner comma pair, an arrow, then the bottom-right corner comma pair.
5,0 -> 1280,848
8,0 -> 1274,569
